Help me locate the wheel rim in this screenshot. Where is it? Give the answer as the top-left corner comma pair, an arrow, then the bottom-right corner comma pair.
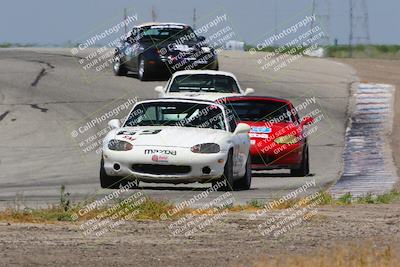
139,59 -> 144,77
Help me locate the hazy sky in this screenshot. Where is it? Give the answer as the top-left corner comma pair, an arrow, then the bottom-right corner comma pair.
1,0 -> 399,45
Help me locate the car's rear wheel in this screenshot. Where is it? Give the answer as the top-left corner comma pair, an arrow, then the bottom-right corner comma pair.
138,55 -> 149,81
113,55 -> 127,76
100,159 -> 133,189
214,150 -> 234,191
233,154 -> 252,190
290,145 -> 310,177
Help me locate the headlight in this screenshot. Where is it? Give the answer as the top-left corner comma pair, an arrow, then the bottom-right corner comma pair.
108,139 -> 133,151
201,47 -> 211,53
274,135 -> 299,144
191,143 -> 220,153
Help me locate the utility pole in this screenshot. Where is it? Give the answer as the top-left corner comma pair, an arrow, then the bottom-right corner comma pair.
273,0 -> 277,46
310,0 -> 316,35
124,8 -> 127,34
349,1 -> 353,57
349,0 -> 370,57
193,8 -> 197,30
151,6 -> 157,22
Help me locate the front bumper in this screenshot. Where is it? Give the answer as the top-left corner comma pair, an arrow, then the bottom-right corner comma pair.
147,53 -> 218,73
102,146 -> 227,184
250,143 -> 304,170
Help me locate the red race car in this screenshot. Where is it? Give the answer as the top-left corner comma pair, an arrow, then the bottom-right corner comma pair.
223,96 -> 314,176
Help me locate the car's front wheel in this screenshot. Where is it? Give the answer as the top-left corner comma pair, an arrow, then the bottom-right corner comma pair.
214,150 -> 234,191
290,145 -> 310,177
233,154 -> 252,190
113,55 -> 127,76
100,159 -> 137,189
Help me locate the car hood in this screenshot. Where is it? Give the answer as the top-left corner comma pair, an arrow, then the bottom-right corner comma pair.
105,126 -> 230,148
242,121 -> 301,140
162,92 -> 243,102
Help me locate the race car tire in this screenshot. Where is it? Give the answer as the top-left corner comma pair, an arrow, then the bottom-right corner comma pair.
100,158 -> 128,189
208,61 -> 219,71
214,61 -> 219,71
113,55 -> 127,76
138,55 -> 149,81
214,150 -> 234,191
290,145 -> 310,177
233,154 -> 252,190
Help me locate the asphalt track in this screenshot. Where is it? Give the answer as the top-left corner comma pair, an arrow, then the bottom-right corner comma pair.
0,48 -> 357,207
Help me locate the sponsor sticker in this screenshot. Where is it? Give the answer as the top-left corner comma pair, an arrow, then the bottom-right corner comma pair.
249,133 -> 269,139
145,149 -> 177,155
122,135 -> 135,141
140,129 -> 162,135
152,155 -> 169,163
175,44 -> 191,52
250,126 -> 272,133
118,130 -> 136,135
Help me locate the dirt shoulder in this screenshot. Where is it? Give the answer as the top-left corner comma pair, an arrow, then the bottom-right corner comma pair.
0,204 -> 399,267
335,58 -> 400,188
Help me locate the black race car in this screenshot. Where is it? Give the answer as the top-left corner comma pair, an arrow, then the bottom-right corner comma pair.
113,22 -> 219,81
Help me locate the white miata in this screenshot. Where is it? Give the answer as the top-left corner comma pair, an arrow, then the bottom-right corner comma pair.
100,98 -> 252,191
154,70 -> 255,99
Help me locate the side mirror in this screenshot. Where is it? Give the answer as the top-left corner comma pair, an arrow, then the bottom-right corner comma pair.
154,85 -> 164,95
301,116 -> 314,125
198,36 -> 206,42
234,123 -> 251,135
108,119 -> 121,129
244,88 -> 255,95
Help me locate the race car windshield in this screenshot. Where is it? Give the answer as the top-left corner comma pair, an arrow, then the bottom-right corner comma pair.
169,75 -> 241,93
124,102 -> 226,130
140,26 -> 197,42
225,100 -> 295,123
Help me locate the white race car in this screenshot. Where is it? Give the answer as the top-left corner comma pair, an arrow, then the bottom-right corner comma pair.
100,98 -> 252,191
154,70 -> 255,100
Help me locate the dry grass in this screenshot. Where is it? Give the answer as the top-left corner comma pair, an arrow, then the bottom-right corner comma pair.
0,198 -> 192,223
252,241 -> 400,267
1,190 -> 399,224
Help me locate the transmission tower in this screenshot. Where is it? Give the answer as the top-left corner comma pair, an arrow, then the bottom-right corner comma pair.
349,0 -> 370,57
310,0 -> 331,46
